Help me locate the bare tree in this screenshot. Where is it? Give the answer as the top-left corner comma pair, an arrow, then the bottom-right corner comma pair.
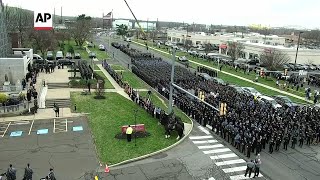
4,5 -> 33,46
29,30 -> 57,57
260,49 -> 290,70
67,14 -> 92,47
227,42 -> 244,61
204,43 -> 214,54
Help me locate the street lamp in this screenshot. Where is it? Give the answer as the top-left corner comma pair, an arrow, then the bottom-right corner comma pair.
294,31 -> 303,65
168,48 -> 176,114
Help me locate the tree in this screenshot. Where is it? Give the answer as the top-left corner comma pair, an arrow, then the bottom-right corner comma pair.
29,30 -> 56,57
67,14 -> 92,47
227,42 -> 244,61
204,43 -> 214,54
260,49 -> 290,70
116,24 -> 128,38
3,5 -> 33,46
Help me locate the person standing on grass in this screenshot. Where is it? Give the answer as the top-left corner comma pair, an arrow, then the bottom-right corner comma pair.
126,125 -> 133,142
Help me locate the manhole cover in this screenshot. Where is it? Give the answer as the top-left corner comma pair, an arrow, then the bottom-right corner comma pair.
152,152 -> 168,159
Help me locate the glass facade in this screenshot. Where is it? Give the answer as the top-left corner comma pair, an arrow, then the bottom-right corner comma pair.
0,0 -> 9,58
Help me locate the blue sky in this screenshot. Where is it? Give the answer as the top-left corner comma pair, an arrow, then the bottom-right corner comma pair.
3,0 -> 320,29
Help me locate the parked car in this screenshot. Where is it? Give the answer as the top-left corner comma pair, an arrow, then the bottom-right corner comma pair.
178,56 -> 188,62
242,87 -> 262,97
99,44 -> 105,51
273,95 -> 298,108
198,73 -> 214,81
257,95 -> 282,109
74,52 -> 81,59
56,51 -> 63,60
33,54 -> 43,61
212,77 -> 226,85
125,38 -> 132,42
66,52 -> 73,59
46,51 -> 54,60
87,42 -> 93,47
58,59 -> 75,66
229,85 -> 246,94
89,52 -> 96,59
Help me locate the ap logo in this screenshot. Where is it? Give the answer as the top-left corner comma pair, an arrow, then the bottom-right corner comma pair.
34,12 -> 53,30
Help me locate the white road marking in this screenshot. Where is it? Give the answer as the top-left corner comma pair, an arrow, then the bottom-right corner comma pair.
28,119 -> 35,135
53,119 -> 56,133
222,166 -> 247,173
203,148 -> 231,154
208,177 -> 215,180
189,135 -> 213,140
206,124 -> 213,130
210,153 -> 238,160
215,159 -> 246,166
11,120 -> 30,125
198,144 -> 224,149
229,174 -> 263,180
2,122 -> 11,137
198,126 -> 210,135
65,119 -> 68,132
193,140 -> 218,144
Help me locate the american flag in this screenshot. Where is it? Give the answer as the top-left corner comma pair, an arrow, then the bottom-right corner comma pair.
103,12 -> 112,20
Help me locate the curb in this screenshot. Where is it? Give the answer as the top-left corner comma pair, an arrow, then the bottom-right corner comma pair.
106,118 -> 194,169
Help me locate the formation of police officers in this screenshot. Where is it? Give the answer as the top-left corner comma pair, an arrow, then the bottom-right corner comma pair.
115,45 -> 320,160
1,164 -> 56,180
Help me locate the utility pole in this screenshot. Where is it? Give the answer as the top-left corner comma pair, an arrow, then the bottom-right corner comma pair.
168,49 -> 176,114
294,31 -> 303,65
60,6 -> 62,24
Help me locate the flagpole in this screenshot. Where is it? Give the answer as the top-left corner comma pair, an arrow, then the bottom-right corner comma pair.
102,12 -> 104,30
111,9 -> 113,29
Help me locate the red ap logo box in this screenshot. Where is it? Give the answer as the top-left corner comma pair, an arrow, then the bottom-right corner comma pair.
34,12 -> 53,30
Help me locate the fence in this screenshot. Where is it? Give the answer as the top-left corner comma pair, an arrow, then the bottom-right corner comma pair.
0,85 -> 23,92
0,100 -> 35,115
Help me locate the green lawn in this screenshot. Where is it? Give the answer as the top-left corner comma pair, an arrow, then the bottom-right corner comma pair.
132,40 -> 310,104
70,92 -> 178,164
111,64 -> 127,70
121,71 -> 148,89
95,71 -> 114,89
139,91 -> 191,124
94,64 -> 100,71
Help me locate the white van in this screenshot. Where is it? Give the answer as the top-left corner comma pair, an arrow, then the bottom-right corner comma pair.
125,38 -> 132,42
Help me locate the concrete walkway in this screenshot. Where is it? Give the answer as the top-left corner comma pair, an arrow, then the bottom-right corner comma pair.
132,40 -> 312,104
96,64 -> 131,100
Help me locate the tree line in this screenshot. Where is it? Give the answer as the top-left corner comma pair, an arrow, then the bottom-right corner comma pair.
3,5 -> 93,57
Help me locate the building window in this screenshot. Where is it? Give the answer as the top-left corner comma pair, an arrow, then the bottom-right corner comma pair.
196,41 -> 201,45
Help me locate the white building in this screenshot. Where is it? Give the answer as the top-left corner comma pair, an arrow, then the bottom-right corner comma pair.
167,29 -> 319,64
0,48 -> 33,86
113,19 -> 133,29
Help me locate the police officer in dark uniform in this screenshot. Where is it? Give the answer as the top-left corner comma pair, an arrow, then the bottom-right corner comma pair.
269,138 -> 275,154
283,135 -> 289,150
291,136 -> 297,149
247,141 -> 252,158
275,136 -> 281,151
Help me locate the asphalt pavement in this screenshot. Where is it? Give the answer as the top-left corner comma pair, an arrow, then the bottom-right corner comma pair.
0,117 -> 98,180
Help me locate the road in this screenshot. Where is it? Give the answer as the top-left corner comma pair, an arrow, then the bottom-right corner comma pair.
94,35 -> 320,180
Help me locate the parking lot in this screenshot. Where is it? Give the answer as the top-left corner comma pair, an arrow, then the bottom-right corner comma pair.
0,117 -> 99,180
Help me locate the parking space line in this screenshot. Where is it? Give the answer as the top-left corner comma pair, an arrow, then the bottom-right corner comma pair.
28,119 -> 35,135
65,119 -> 68,132
53,119 -> 56,133
2,122 -> 11,137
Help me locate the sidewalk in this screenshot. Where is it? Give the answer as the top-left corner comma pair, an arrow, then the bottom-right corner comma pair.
132,41 -> 312,104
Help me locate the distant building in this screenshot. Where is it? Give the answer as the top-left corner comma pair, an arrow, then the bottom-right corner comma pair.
134,21 -> 156,31
167,29 -> 320,64
113,19 -> 133,29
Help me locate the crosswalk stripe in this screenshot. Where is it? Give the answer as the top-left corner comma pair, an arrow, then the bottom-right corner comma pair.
189,135 -> 213,140
222,166 -> 247,173
198,144 -> 224,149
210,153 -> 238,160
203,148 -> 231,154
229,174 -> 263,180
193,140 -> 218,144
198,126 -> 211,135
208,177 -> 215,180
215,159 -> 246,166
